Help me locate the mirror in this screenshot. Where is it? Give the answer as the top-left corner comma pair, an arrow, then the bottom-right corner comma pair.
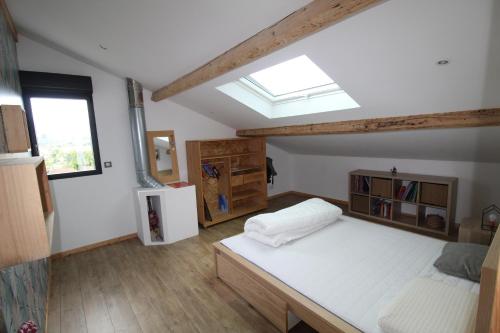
146,130 -> 180,184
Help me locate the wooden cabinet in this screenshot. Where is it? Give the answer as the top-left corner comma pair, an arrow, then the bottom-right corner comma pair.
459,218 -> 491,245
186,138 -> 267,227
349,169 -> 457,236
0,105 -> 31,153
0,157 -> 53,269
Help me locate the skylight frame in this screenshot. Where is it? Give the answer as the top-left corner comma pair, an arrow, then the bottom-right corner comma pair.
238,77 -> 342,104
243,55 -> 336,97
243,76 -> 335,98
239,55 -> 343,104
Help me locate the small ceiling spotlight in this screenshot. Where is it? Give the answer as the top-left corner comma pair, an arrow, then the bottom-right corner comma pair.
436,59 -> 449,65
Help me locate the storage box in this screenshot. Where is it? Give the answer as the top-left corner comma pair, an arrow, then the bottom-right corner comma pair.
351,194 -> 369,214
371,177 -> 392,198
420,182 -> 448,207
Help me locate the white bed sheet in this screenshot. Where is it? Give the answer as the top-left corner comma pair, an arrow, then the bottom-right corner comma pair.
220,215 -> 479,333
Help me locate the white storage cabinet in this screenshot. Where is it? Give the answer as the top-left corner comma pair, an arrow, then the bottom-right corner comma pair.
134,185 -> 198,245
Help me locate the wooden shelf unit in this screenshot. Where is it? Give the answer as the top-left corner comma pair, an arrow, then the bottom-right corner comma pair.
349,170 -> 457,236
187,138 -> 267,227
0,156 -> 53,269
0,105 -> 31,153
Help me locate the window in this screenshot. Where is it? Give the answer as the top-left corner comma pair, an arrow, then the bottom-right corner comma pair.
20,71 -> 102,179
217,55 -> 359,118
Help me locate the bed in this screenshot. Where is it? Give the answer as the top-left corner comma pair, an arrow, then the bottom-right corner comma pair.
213,214 -> 500,333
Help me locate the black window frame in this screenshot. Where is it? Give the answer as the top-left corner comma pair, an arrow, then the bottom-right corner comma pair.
20,71 -> 102,180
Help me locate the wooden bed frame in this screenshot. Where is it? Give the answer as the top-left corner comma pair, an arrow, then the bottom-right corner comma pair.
214,229 -> 500,333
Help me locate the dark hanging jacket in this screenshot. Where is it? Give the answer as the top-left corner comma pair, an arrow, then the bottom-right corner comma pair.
266,157 -> 277,184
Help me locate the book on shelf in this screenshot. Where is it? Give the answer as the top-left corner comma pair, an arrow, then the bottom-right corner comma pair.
397,186 -> 406,199
372,199 -> 392,219
202,163 -> 220,179
353,175 -> 370,194
397,181 -> 417,202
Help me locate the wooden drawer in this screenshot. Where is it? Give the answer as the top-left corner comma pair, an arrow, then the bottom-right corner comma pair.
231,175 -> 244,186
243,171 -> 265,184
420,182 -> 448,207
232,171 -> 265,187
217,253 -> 287,332
351,194 -> 369,214
371,177 -> 392,198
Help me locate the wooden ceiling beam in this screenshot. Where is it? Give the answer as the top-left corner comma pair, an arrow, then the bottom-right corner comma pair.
0,0 -> 18,42
236,109 -> 500,137
151,0 -> 383,101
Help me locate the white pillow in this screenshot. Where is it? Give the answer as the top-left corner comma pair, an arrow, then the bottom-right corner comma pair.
378,278 -> 478,333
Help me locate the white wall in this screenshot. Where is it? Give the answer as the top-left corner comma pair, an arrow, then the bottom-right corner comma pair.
17,35 -> 235,253
142,90 -> 234,181
266,143 -> 293,196
291,154 -> 500,223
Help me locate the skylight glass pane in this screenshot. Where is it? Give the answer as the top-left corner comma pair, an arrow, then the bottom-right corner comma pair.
247,55 -> 334,96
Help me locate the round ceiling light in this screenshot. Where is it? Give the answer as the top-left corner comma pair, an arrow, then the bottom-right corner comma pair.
437,59 -> 449,65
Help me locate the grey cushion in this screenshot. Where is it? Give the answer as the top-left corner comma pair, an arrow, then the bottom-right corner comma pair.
433,242 -> 488,282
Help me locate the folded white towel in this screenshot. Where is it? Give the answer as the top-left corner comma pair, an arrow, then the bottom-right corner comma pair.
244,198 -> 342,247
245,222 -> 329,247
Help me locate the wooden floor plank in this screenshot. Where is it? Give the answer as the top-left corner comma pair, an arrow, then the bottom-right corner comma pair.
59,258 -> 87,333
103,285 -> 143,333
77,252 -> 115,333
46,259 -> 62,333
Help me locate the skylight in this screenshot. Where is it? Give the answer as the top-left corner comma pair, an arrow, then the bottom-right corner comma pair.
246,55 -> 335,97
217,55 -> 360,119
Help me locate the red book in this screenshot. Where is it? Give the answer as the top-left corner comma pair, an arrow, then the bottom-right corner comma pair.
398,186 -> 406,199
168,181 -> 192,188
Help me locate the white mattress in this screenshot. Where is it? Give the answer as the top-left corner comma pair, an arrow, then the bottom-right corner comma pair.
220,215 -> 479,333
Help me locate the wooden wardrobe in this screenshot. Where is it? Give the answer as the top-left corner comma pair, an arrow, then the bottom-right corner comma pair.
186,138 -> 267,227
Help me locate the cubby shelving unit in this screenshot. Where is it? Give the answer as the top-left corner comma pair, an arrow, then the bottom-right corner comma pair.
349,169 -> 457,236
0,157 -> 53,269
186,138 -> 267,227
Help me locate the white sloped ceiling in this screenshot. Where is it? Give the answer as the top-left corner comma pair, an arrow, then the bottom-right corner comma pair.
8,0 -> 500,162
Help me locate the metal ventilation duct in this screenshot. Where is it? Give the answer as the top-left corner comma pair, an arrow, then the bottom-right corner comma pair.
127,78 -> 163,188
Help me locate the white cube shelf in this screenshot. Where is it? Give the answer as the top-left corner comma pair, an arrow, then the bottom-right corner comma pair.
134,184 -> 198,246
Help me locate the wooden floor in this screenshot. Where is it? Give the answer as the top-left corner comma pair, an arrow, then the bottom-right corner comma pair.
48,193 -> 319,333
